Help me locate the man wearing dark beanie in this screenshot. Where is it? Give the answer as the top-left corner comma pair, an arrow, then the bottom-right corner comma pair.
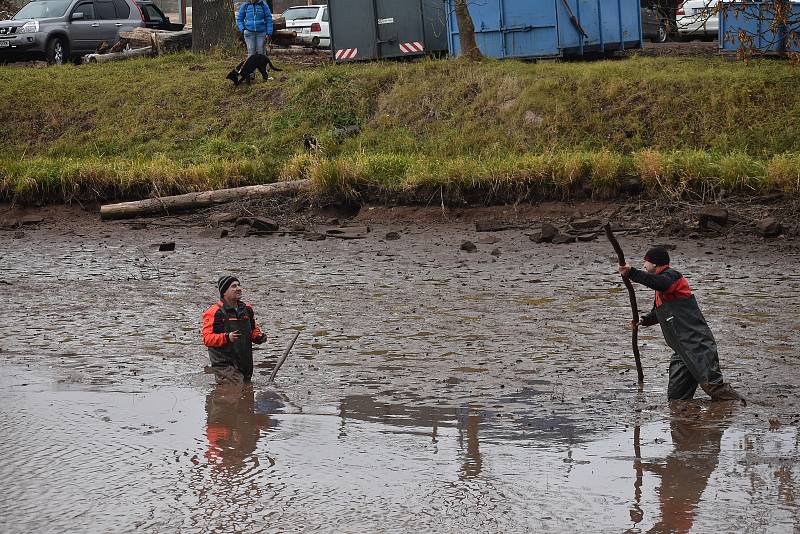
202,275 -> 267,384
619,247 -> 745,404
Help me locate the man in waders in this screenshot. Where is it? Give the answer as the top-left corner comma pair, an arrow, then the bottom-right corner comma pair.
619,247 -> 746,404
202,275 -> 267,384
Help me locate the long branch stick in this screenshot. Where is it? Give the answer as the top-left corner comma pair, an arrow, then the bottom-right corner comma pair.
604,223 -> 644,384
268,331 -> 301,383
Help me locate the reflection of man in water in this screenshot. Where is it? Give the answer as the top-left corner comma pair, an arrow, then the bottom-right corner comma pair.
456,407 -> 483,479
204,383 -> 271,473
644,403 -> 734,533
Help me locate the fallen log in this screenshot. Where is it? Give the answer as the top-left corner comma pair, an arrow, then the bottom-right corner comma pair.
100,179 -> 312,221
118,28 -> 192,53
84,46 -> 153,63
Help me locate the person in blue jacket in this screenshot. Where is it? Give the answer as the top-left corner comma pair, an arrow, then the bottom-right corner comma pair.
236,0 -> 273,56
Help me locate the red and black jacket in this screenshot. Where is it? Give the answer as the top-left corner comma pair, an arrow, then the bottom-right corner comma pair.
628,265 -> 692,326
202,300 -> 264,377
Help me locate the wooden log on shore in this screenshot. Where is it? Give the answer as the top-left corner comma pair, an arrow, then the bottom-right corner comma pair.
84,46 -> 153,63
118,28 -> 192,53
100,179 -> 312,221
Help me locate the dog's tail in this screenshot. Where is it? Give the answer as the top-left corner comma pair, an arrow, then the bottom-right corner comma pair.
266,57 -> 282,72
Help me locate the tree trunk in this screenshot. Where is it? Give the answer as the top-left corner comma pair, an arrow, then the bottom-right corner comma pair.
99,180 -> 312,220
453,0 -> 483,60
84,47 -> 154,63
192,0 -> 238,53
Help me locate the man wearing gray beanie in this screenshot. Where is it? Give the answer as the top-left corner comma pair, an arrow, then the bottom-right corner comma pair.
202,275 -> 267,384
619,247 -> 745,404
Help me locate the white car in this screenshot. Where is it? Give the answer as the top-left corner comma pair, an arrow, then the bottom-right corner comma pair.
676,0 -> 719,40
282,4 -> 329,48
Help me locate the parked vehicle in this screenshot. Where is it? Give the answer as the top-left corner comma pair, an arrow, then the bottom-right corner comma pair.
0,0 -> 143,64
282,4 -> 329,48
641,0 -> 672,42
676,0 -> 719,40
135,0 -> 183,31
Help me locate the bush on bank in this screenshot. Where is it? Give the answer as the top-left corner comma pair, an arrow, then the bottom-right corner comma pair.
1,51 -> 798,204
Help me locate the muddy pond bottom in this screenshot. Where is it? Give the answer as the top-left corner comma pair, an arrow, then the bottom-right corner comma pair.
2,211 -> 800,532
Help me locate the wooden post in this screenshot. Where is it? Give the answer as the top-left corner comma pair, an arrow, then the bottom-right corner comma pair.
604,222 -> 645,385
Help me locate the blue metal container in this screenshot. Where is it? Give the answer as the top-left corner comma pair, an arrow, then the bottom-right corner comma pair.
445,0 -> 643,59
719,1 -> 800,54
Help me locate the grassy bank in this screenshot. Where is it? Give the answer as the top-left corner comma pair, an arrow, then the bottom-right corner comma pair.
1,51 -> 799,204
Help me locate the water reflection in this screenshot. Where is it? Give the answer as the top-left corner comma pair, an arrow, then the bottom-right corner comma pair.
204,384 -> 286,475
642,402 -> 734,533
457,408 -> 483,479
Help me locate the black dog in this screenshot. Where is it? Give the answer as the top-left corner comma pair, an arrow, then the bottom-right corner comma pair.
226,53 -> 282,86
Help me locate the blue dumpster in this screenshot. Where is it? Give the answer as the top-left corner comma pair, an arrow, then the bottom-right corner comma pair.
445,0 -> 643,59
719,1 -> 800,54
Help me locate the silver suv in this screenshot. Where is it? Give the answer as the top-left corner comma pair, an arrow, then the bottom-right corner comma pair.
0,0 -> 143,64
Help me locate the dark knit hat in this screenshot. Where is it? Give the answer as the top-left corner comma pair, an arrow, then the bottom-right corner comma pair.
644,247 -> 670,266
218,275 -> 240,297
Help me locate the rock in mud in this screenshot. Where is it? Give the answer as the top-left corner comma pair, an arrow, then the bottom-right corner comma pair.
304,232 -> 326,241
551,234 -> 576,245
460,241 -> 477,253
478,235 -> 500,244
199,228 -> 229,239
475,220 -> 510,232
326,226 -> 369,239
569,218 -> 601,231
20,215 -> 44,226
231,225 -> 252,238
490,248 -> 502,257
236,216 -> 279,232
758,217 -> 783,237
210,212 -> 237,225
13,231 -> 25,239
158,242 -> 175,252
540,223 -> 559,243
697,206 -> 729,228
576,233 -> 599,242
385,231 -> 401,241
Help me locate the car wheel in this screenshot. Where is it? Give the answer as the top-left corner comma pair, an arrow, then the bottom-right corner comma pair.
656,21 -> 669,43
46,37 -> 67,65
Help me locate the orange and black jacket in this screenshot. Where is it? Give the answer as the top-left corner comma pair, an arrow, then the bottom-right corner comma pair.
629,265 -> 692,326
202,300 -> 264,376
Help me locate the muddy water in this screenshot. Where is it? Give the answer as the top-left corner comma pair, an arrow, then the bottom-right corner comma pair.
1,210 -> 799,532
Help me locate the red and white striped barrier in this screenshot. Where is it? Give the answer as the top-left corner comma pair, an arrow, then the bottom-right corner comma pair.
335,48 -> 358,60
399,42 -> 424,54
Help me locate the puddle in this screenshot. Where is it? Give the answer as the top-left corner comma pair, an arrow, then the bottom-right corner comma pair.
1,213 -> 799,531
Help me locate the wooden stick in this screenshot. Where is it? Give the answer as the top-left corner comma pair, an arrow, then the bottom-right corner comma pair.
604,222 -> 644,384
268,331 -> 301,383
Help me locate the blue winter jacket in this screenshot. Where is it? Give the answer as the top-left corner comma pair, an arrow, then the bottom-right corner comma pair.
236,1 -> 273,34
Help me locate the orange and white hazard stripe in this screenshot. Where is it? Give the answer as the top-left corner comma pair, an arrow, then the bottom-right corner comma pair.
335,48 -> 358,60
399,42 -> 424,54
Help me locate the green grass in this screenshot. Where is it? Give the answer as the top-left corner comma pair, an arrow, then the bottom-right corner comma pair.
1,51 -> 799,203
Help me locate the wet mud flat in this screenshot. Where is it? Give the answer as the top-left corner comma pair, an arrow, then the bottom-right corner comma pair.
1,202 -> 799,532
